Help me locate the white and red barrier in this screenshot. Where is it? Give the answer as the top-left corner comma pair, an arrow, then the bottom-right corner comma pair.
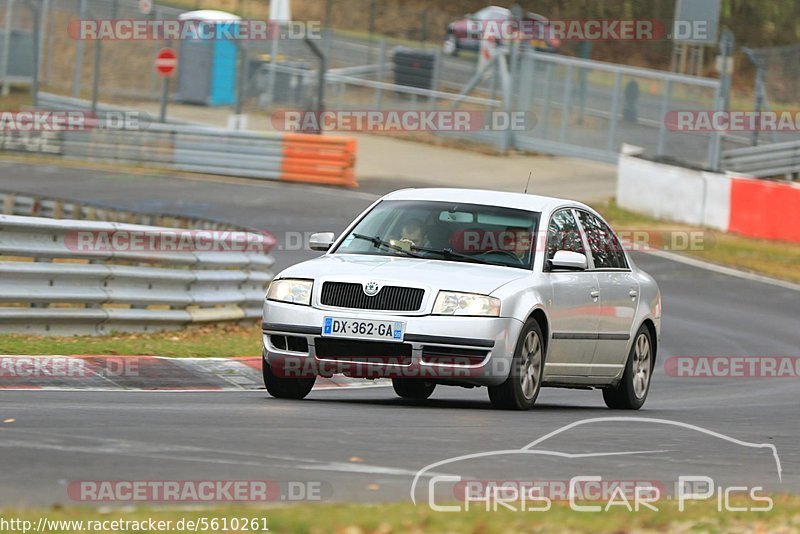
617,151 -> 800,243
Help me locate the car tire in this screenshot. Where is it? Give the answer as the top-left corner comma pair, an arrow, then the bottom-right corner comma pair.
443,34 -> 459,56
488,319 -> 544,410
392,378 -> 436,400
603,325 -> 654,410
262,353 -> 316,400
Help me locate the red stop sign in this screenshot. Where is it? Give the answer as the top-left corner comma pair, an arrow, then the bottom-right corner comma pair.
155,48 -> 178,77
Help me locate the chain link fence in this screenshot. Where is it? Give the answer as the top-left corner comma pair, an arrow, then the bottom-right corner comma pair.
2,0 -> 746,170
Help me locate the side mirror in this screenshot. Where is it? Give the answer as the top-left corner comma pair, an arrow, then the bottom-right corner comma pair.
309,232 -> 335,251
548,250 -> 587,271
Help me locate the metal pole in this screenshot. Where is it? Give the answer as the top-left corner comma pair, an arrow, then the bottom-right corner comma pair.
23,0 -> 40,106
607,70 -> 621,152
235,43 -> 247,116
90,39 -> 102,114
374,38 -> 385,110
44,0 -> 53,83
37,0 -> 48,84
265,26 -> 281,108
0,0 -> 15,96
541,62 -> 553,139
304,35 -> 326,134
558,64 -> 573,143
429,46 -> 441,110
656,80 -> 672,156
159,76 -> 169,122
72,0 -> 86,97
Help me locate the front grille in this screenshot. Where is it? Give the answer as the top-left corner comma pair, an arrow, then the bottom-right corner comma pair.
314,338 -> 412,365
421,346 -> 488,366
320,282 -> 424,311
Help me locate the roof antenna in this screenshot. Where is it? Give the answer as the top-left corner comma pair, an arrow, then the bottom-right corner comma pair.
524,171 -> 532,194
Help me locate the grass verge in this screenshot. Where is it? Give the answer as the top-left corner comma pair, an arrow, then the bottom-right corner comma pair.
595,200 -> 800,285
0,323 -> 262,358
3,497 -> 799,533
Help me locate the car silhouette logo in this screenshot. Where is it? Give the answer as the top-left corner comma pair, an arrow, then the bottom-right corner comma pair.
363,281 -> 380,296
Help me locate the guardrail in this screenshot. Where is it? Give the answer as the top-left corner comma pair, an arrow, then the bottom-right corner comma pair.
0,214 -> 275,335
19,93 -> 358,188
1,190 -> 240,230
722,139 -> 800,178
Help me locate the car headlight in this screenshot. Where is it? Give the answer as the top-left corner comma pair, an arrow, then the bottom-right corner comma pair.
267,278 -> 313,306
432,291 -> 500,317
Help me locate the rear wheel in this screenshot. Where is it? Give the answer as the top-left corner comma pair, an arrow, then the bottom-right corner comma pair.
603,325 -> 653,410
262,353 -> 315,400
392,378 -> 436,400
488,319 -> 544,410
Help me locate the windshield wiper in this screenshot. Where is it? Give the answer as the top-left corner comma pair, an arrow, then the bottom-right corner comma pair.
351,233 -> 423,258
411,245 -> 497,266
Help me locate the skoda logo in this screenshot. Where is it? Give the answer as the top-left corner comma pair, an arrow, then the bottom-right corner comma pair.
363,281 -> 380,296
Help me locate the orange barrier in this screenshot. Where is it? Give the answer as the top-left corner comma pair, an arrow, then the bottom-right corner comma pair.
280,134 -> 357,187
729,178 -> 800,243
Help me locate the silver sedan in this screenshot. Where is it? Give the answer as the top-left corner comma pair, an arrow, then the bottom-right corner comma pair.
262,188 -> 661,410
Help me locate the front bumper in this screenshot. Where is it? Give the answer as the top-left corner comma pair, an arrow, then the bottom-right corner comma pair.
262,300 -> 524,386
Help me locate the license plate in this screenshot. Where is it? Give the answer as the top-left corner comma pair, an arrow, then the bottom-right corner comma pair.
322,317 -> 405,342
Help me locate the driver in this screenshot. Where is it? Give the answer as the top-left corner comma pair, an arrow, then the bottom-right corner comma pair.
503,227 -> 532,262
398,218 -> 426,248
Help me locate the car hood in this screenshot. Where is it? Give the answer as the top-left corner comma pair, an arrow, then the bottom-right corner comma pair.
278,254 -> 529,295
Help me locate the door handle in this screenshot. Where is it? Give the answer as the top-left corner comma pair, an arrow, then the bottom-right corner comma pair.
629,290 -> 638,299
590,290 -> 600,299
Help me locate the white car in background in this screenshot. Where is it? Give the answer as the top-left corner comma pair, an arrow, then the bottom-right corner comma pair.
262,189 -> 661,410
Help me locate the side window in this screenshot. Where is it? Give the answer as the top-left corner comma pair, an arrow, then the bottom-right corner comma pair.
576,211 -> 628,269
546,209 -> 585,263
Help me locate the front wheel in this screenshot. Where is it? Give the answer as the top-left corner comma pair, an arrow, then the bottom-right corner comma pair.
488,319 -> 544,410
603,325 -> 654,410
392,378 -> 436,400
263,356 -> 315,400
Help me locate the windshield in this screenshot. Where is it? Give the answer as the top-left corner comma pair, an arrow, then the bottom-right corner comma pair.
332,200 -> 540,269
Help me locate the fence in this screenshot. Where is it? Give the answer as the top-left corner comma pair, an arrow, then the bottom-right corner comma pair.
7,0 -> 786,172
0,214 -> 275,335
722,139 -> 800,179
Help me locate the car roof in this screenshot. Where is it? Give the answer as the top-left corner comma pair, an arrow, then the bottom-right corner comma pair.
381,188 -> 590,214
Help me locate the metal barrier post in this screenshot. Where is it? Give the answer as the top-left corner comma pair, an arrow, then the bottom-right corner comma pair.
374,38 -> 385,110
71,0 -> 87,97
558,64 -> 573,143
607,70 -> 621,152
656,80 -> 672,156
1,0 -> 15,96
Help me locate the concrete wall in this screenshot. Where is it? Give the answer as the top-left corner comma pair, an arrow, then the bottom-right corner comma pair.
616,153 -> 730,231
617,152 -> 800,243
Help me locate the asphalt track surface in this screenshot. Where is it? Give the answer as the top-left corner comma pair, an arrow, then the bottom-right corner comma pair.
0,161 -> 798,507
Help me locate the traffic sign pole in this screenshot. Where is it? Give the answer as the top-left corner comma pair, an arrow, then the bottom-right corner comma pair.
155,47 -> 177,123
159,76 -> 169,123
